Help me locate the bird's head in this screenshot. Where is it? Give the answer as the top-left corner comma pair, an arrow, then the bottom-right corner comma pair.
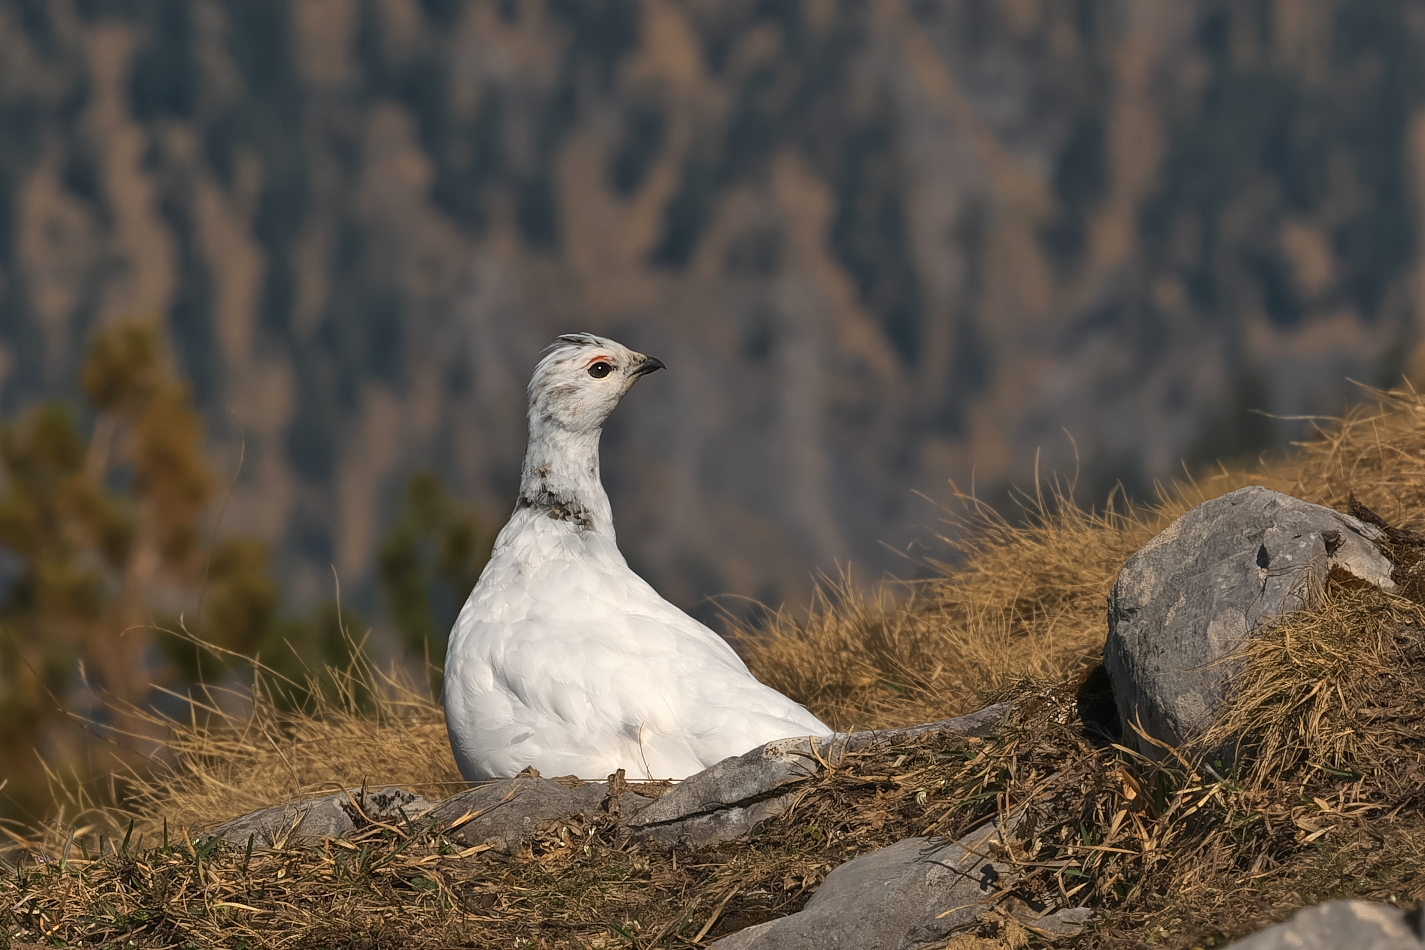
527,333 -> 665,433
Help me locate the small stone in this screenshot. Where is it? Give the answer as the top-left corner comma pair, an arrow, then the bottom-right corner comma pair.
711,816 -> 1023,950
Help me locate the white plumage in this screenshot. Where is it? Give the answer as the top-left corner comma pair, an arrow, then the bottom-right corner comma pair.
443,333 -> 832,781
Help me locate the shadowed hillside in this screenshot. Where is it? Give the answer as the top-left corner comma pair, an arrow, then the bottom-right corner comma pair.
3,0 -> 1425,620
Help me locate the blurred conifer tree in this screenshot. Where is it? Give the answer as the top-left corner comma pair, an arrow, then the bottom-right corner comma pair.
0,320 -> 214,819
378,471 -> 490,693
0,321 -> 327,821
0,319 -> 484,823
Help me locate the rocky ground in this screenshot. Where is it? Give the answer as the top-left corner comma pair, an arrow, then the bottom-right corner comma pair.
5,487 -> 1425,946
7,394 -> 1425,947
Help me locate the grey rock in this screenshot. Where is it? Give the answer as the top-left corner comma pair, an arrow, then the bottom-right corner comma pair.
630,789 -> 801,849
1224,900 -> 1424,950
206,795 -> 353,848
426,775 -> 621,852
349,785 -> 438,825
624,737 -> 826,831
1105,486 -> 1393,755
205,786 -> 435,848
878,704 -> 1011,742
1025,906 -> 1095,935
711,817 -> 1021,950
626,704 -> 1013,848
204,705 -> 1013,852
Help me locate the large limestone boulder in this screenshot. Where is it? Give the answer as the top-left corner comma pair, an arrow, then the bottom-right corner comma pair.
1105,486 -> 1393,755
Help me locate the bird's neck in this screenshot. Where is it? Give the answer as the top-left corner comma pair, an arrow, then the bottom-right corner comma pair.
517,424 -> 614,535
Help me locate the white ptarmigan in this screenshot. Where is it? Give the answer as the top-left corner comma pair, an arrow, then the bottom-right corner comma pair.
443,333 -> 832,781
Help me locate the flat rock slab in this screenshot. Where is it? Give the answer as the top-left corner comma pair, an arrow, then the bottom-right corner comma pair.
1225,900 -> 1424,950
206,787 -> 436,848
204,705 -> 1012,854
199,709 -> 1037,947
426,775 -> 640,852
1105,486 -> 1393,755
711,818 -> 1020,950
625,703 -> 1012,849
629,703 -> 1011,832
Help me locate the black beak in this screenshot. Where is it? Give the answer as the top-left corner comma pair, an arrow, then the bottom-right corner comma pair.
631,356 -> 666,378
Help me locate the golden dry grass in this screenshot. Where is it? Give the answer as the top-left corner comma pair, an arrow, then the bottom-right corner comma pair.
2,730 -> 1017,949
75,386 -> 1425,836
745,385 -> 1425,733
57,633 -> 463,842
6,671 -> 1422,949
7,386 -> 1425,949
1290,386 -> 1425,529
740,474 -> 1273,732
1204,581 -> 1425,789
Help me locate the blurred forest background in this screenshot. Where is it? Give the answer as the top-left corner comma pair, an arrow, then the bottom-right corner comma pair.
5,0 -> 1425,819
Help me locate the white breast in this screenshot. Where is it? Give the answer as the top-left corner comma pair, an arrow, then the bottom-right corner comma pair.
443,511 -> 831,781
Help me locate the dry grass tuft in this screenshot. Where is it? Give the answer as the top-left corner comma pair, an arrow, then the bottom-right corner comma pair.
105,631 -> 463,837
748,385 -> 1425,733
1288,385 -> 1425,530
743,476 -> 1273,731
1205,581 -> 1425,789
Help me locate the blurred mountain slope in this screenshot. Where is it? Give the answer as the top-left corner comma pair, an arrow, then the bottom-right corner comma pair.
2,0 -> 1423,615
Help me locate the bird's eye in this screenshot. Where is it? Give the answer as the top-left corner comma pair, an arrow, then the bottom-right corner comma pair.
587,361 -> 613,379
